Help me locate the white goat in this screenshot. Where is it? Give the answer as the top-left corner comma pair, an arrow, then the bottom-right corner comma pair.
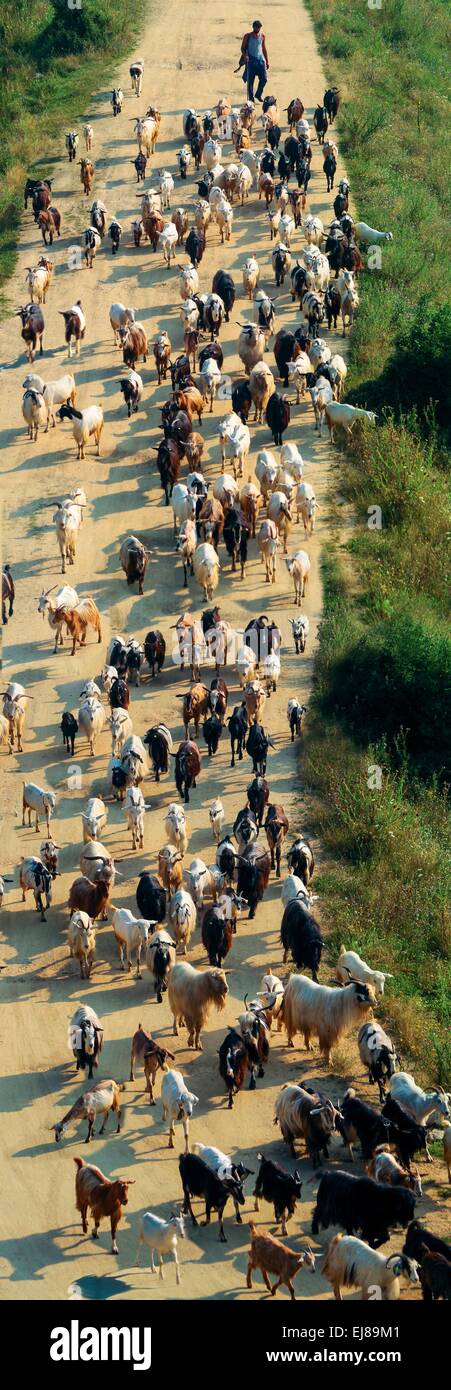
322,1234 -> 419,1301
354,222 -> 394,245
22,389 -> 47,440
109,302 -> 135,346
113,908 -> 150,978
22,782 -> 56,835
219,412 -> 250,478
81,796 -> 107,843
164,803 -> 189,854
124,786 -> 150,850
107,707 -> 133,756
388,1073 -> 450,1159
78,697 -> 105,755
281,873 -> 311,908
296,481 -> 318,533
256,970 -> 285,1028
285,549 -> 311,604
336,947 -> 393,997
209,799 -> 225,841
136,1211 -> 185,1283
325,402 -> 377,443
161,1069 -> 199,1151
168,889 -> 197,954
159,221 -> 178,265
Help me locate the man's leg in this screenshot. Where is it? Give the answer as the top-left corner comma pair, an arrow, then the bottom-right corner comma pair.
247,59 -> 256,101
255,61 -> 267,101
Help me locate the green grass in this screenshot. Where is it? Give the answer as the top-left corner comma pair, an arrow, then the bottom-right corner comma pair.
0,0 -> 149,301
305,555 -> 451,1083
308,0 -> 451,438
303,0 -> 451,1086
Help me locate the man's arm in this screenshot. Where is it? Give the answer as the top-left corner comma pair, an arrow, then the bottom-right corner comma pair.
240,32 -> 250,60
262,34 -> 269,65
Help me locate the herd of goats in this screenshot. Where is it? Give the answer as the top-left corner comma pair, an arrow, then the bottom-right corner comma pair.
3,58 -> 451,1301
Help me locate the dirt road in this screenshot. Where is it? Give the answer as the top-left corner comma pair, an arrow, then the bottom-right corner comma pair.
0,0 -> 444,1302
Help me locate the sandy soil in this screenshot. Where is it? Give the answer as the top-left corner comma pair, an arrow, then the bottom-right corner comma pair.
0,0 -> 448,1303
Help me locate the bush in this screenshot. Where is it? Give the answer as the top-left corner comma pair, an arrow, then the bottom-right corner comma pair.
347,300 -> 451,442
320,607 -> 451,779
35,0 -> 118,60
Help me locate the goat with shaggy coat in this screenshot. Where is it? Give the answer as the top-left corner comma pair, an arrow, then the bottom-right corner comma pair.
312,1170 -> 416,1248
168,961 -> 228,1049
253,1154 -> 302,1236
322,1233 -> 419,1301
283,973 -> 375,1064
275,1083 -> 339,1166
337,1088 -> 392,1162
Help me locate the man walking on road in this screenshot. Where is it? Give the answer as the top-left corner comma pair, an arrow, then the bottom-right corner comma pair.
238,20 -> 269,102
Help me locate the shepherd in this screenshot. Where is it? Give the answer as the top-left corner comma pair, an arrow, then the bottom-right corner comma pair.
236,20 -> 270,103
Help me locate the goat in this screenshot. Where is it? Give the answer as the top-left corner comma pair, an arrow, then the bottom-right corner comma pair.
322,1233 -> 419,1301
74,1156 -> 133,1254
247,1223 -> 315,1299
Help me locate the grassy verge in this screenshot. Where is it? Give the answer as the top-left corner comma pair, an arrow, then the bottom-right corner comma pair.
305,553 -> 450,1084
303,0 -> 451,1082
307,0 -> 451,438
0,0 -> 149,299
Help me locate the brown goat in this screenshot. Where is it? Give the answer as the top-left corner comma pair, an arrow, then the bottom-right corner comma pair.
129,1025 -> 175,1104
79,159 -> 94,194
69,875 -> 111,923
174,386 -> 204,425
247,1222 -> 315,1298
54,596 -> 102,655
177,683 -> 209,737
74,1155 -> 134,1253
37,207 -> 61,245
158,846 -> 184,899
265,803 -> 289,876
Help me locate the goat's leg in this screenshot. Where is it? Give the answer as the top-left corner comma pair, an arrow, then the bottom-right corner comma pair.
111,1217 -> 119,1255
184,1190 -> 197,1226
